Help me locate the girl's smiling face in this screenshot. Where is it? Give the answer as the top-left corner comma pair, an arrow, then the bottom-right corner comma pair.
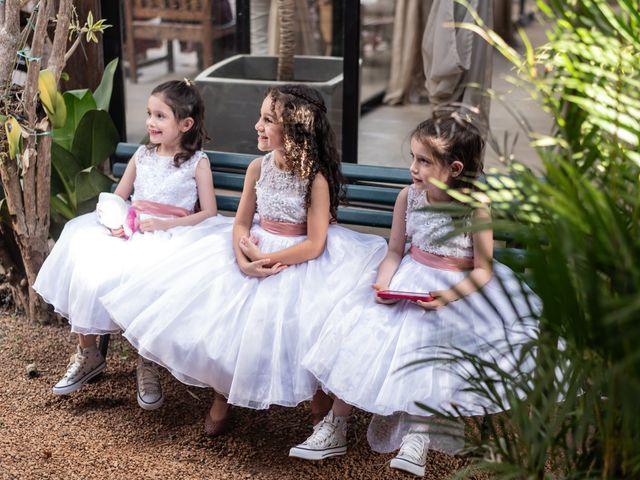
146,94 -> 193,154
409,136 -> 463,200
255,96 -> 284,154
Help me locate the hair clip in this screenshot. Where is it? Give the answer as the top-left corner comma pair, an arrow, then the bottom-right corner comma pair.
183,77 -> 194,87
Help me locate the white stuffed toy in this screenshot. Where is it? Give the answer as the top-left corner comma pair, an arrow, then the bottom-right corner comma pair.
96,192 -> 136,239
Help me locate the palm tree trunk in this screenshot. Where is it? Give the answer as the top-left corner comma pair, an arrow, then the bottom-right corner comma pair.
277,0 -> 295,81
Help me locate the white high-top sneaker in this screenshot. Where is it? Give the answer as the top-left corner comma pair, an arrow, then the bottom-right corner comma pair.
389,432 -> 429,477
289,411 -> 348,460
136,356 -> 164,410
52,345 -> 106,395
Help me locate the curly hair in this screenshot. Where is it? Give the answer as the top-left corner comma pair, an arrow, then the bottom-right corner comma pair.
148,79 -> 207,167
411,107 -> 486,191
265,84 -> 345,220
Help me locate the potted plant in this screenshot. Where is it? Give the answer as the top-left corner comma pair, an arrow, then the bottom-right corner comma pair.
195,0 -> 344,153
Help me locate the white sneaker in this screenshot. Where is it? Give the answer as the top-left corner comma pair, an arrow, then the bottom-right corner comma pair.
52,345 -> 106,395
389,433 -> 429,477
289,411 -> 348,460
136,356 -> 164,410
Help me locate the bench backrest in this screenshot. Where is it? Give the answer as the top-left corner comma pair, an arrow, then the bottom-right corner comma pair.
112,143 -> 529,269
114,143 -> 407,228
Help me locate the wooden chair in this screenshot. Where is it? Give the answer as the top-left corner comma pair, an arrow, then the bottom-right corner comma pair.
123,0 -> 235,83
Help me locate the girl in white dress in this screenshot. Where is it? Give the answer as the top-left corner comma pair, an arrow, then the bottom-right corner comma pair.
34,80 -> 228,409
290,114 -> 539,477
100,85 -> 388,434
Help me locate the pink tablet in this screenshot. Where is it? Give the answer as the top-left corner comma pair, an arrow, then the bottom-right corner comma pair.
376,290 -> 434,302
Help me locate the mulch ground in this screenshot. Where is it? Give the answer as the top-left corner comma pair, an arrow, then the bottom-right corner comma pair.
0,310 -> 475,479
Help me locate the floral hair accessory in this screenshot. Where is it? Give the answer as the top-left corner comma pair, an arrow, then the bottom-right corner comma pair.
183,77 -> 194,87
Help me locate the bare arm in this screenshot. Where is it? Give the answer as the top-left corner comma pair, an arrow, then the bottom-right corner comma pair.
417,203 -> 493,309
239,174 -> 331,266
108,155 -> 138,237
231,158 -> 286,276
113,157 -> 136,200
138,156 -> 218,232
372,187 -> 409,303
233,157 -> 261,270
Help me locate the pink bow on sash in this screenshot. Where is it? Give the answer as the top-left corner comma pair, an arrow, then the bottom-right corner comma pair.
259,219 -> 307,236
409,245 -> 474,271
124,200 -> 190,239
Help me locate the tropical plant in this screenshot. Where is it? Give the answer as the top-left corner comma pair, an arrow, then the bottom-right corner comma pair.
49,58 -> 119,238
0,1 -> 110,318
415,1 -> 640,478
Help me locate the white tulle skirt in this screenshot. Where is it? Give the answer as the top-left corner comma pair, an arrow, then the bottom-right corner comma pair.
33,212 -> 233,335
100,222 -> 388,409
302,253 -> 540,452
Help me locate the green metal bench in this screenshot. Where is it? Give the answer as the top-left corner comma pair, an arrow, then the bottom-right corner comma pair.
98,143 -> 527,356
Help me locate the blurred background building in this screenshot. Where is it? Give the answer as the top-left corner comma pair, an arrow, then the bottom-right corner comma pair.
94,0 -> 549,171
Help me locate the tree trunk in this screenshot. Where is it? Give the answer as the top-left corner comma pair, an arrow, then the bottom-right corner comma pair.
0,0 -> 73,322
0,2 -> 21,84
276,0 -> 295,81
0,224 -> 29,312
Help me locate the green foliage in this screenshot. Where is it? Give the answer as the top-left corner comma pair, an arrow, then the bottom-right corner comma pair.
421,1 -> 640,478
50,59 -> 119,238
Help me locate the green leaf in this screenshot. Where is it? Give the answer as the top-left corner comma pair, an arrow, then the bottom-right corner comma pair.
74,167 -> 113,205
50,194 -> 76,221
51,142 -> 82,208
49,90 -> 67,129
4,116 -> 23,159
65,89 -> 92,100
93,58 -> 119,111
52,90 -> 97,150
70,110 -> 119,169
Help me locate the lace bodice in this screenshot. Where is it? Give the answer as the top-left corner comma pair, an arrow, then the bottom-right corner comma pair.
131,146 -> 205,212
255,152 -> 308,224
405,185 -> 473,258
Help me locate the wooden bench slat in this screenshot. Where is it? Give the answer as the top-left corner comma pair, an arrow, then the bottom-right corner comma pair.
342,163 -> 411,184
338,208 -> 393,228
216,195 -> 240,212
213,172 -> 245,191
345,184 -> 399,206
207,152 -> 255,170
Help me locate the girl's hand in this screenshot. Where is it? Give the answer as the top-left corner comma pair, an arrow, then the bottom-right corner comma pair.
239,235 -> 263,261
372,283 -> 400,305
110,226 -> 125,237
415,290 -> 451,310
139,218 -> 169,233
240,258 -> 288,277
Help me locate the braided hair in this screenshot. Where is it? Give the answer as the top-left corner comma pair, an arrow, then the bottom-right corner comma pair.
148,79 -> 207,167
266,84 -> 346,220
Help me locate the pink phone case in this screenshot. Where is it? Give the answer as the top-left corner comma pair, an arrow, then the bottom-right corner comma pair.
376,290 -> 434,302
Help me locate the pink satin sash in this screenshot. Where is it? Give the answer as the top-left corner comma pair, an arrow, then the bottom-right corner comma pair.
259,219 -> 307,236
409,245 -> 474,272
123,200 -> 191,239
131,200 -> 190,218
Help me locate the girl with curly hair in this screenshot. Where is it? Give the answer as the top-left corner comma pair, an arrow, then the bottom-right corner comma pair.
101,85 -> 387,434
